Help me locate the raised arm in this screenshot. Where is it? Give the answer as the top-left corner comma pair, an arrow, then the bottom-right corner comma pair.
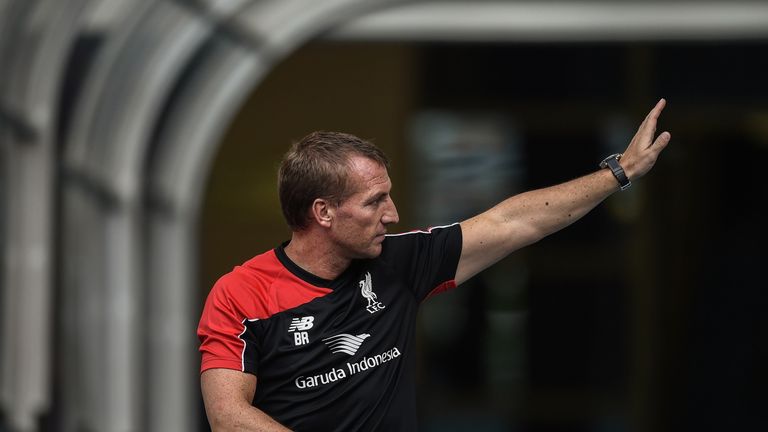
201,369 -> 291,432
456,99 -> 671,285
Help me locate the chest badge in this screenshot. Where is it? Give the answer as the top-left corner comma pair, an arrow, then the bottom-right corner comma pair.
360,272 -> 385,314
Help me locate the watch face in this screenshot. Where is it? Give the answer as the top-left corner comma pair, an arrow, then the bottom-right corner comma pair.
600,154 -> 617,167
600,153 -> 621,168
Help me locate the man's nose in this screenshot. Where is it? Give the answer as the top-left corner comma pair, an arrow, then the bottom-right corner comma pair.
382,198 -> 399,225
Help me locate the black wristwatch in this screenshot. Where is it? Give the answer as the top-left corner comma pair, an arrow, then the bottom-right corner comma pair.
600,153 -> 631,191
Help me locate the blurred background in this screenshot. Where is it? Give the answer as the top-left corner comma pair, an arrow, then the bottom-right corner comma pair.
1,0 -> 767,431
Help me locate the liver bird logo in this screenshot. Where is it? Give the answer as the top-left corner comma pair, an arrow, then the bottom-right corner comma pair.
359,272 -> 385,314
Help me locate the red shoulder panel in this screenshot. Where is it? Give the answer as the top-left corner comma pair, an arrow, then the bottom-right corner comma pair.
198,250 -> 332,372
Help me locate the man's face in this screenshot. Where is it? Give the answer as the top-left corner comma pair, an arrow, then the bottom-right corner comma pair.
328,155 -> 399,259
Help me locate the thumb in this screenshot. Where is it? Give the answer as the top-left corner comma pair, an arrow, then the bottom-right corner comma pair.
653,131 -> 671,151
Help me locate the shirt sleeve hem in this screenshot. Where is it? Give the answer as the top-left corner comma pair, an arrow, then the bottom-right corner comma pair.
423,279 -> 457,302
200,357 -> 245,374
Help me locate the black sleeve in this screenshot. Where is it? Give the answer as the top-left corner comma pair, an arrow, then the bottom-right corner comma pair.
380,223 -> 463,302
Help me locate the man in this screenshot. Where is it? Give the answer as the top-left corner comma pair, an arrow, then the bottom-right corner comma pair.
198,99 -> 671,431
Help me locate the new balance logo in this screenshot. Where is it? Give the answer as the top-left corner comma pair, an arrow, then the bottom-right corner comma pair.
359,272 -> 385,314
288,316 -> 314,332
323,333 -> 370,356
289,316 -> 314,346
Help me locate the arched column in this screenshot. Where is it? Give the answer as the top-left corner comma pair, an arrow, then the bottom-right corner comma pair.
0,1 -> 89,430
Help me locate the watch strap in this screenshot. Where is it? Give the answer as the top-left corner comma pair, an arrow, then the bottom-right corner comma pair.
600,154 -> 631,191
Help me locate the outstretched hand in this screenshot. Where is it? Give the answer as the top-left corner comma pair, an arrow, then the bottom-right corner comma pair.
620,98 -> 671,180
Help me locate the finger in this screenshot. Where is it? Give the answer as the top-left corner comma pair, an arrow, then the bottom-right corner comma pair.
639,99 -> 666,141
640,98 -> 666,127
645,98 -> 666,123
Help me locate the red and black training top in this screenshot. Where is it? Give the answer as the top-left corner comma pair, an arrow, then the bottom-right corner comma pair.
198,223 -> 463,431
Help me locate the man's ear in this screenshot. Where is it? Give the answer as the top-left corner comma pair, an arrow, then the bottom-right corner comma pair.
311,198 -> 334,228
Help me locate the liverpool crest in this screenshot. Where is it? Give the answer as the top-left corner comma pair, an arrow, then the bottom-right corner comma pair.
359,272 -> 385,314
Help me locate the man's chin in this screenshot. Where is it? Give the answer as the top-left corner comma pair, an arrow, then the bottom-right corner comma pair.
360,244 -> 383,259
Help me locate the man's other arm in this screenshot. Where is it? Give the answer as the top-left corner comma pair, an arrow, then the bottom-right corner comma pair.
456,99 -> 671,285
201,369 -> 291,432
